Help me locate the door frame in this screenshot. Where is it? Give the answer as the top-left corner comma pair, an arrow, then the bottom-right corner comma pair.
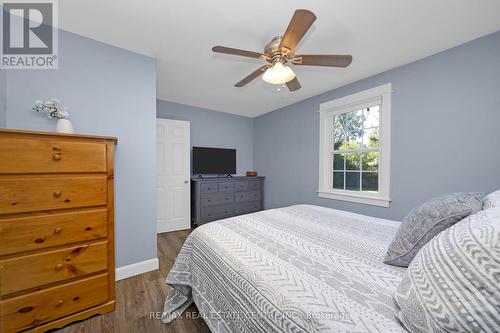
156,118 -> 191,233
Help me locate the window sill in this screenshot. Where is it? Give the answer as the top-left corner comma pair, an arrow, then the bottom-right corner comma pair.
317,191 -> 390,207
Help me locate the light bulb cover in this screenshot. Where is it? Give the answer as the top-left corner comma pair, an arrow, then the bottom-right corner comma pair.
262,62 -> 296,84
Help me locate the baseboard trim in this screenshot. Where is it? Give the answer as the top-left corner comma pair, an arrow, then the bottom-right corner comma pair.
115,257 -> 159,281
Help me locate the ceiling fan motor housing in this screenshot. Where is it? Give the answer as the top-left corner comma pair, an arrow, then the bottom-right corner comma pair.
264,36 -> 282,54
265,36 -> 293,64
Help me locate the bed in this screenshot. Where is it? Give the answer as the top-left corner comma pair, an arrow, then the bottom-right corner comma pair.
162,204 -> 408,332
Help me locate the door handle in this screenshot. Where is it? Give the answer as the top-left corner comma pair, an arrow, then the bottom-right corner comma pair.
184,180 -> 189,184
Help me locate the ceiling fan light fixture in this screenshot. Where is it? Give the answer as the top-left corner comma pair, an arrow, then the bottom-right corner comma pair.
213,10 -> 352,91
262,62 -> 296,85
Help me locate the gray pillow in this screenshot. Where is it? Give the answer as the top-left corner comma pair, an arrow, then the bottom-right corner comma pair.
394,207 -> 500,333
384,192 -> 483,267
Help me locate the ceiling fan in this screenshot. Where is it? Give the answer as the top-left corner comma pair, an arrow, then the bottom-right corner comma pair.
212,9 -> 353,92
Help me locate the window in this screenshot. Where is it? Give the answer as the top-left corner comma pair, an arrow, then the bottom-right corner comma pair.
318,83 -> 391,207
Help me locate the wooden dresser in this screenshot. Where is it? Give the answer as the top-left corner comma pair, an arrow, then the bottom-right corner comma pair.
0,129 -> 117,332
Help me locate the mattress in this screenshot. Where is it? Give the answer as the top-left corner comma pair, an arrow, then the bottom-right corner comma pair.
162,204 -> 408,332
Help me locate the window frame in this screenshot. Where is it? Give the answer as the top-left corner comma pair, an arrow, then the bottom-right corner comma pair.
318,83 -> 392,207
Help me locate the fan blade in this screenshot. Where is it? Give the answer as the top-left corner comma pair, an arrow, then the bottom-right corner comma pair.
292,54 -> 353,67
279,10 -> 316,51
235,65 -> 270,87
212,46 -> 269,60
286,77 -> 301,92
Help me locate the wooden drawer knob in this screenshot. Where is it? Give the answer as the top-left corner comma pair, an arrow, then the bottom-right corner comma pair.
55,263 -> 64,271
53,191 -> 62,198
54,227 -> 62,234
53,153 -> 61,161
55,300 -> 64,307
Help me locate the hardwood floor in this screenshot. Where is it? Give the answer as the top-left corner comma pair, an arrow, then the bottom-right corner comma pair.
52,230 -> 211,333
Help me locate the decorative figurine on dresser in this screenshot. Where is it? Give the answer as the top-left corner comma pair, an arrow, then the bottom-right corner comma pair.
0,129 -> 117,332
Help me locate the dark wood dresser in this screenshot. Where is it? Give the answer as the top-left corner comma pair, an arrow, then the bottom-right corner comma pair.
191,176 -> 264,226
0,129 -> 117,332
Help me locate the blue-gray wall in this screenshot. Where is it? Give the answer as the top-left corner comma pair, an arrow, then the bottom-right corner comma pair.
4,30 -> 157,268
0,69 -> 5,127
157,99 -> 254,176
254,31 -> 500,221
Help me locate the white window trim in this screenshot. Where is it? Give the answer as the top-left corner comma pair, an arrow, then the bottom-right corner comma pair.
318,83 -> 392,207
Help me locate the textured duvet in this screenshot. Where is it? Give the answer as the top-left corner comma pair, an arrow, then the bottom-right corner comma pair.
162,205 -> 408,332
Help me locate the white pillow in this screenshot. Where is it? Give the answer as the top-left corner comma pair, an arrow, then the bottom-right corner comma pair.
483,189 -> 500,209
394,207 -> 500,333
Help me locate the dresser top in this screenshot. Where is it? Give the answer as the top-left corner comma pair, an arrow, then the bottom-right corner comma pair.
0,128 -> 118,144
191,176 -> 264,182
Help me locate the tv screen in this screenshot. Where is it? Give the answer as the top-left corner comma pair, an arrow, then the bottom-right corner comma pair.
193,147 -> 236,175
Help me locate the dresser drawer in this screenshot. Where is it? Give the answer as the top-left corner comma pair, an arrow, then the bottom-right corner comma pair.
248,180 -> 262,191
218,192 -> 234,205
200,206 -> 220,220
0,176 -> 107,214
234,181 -> 248,191
0,137 -> 106,174
200,193 -> 234,207
199,183 -> 217,193
234,201 -> 262,215
218,182 -> 234,192
0,209 -> 108,256
200,194 -> 218,207
0,241 -> 108,295
0,273 -> 109,333
200,204 -> 234,221
235,191 -> 262,203
220,205 -> 235,218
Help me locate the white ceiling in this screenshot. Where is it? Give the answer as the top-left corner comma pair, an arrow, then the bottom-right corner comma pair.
59,0 -> 500,118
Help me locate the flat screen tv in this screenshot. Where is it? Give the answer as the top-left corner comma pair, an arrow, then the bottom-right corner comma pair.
193,147 -> 236,175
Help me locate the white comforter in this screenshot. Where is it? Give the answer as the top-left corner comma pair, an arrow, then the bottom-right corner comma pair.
162,205 -> 407,332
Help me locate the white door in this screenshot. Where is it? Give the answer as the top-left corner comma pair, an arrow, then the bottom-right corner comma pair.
156,119 -> 191,233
